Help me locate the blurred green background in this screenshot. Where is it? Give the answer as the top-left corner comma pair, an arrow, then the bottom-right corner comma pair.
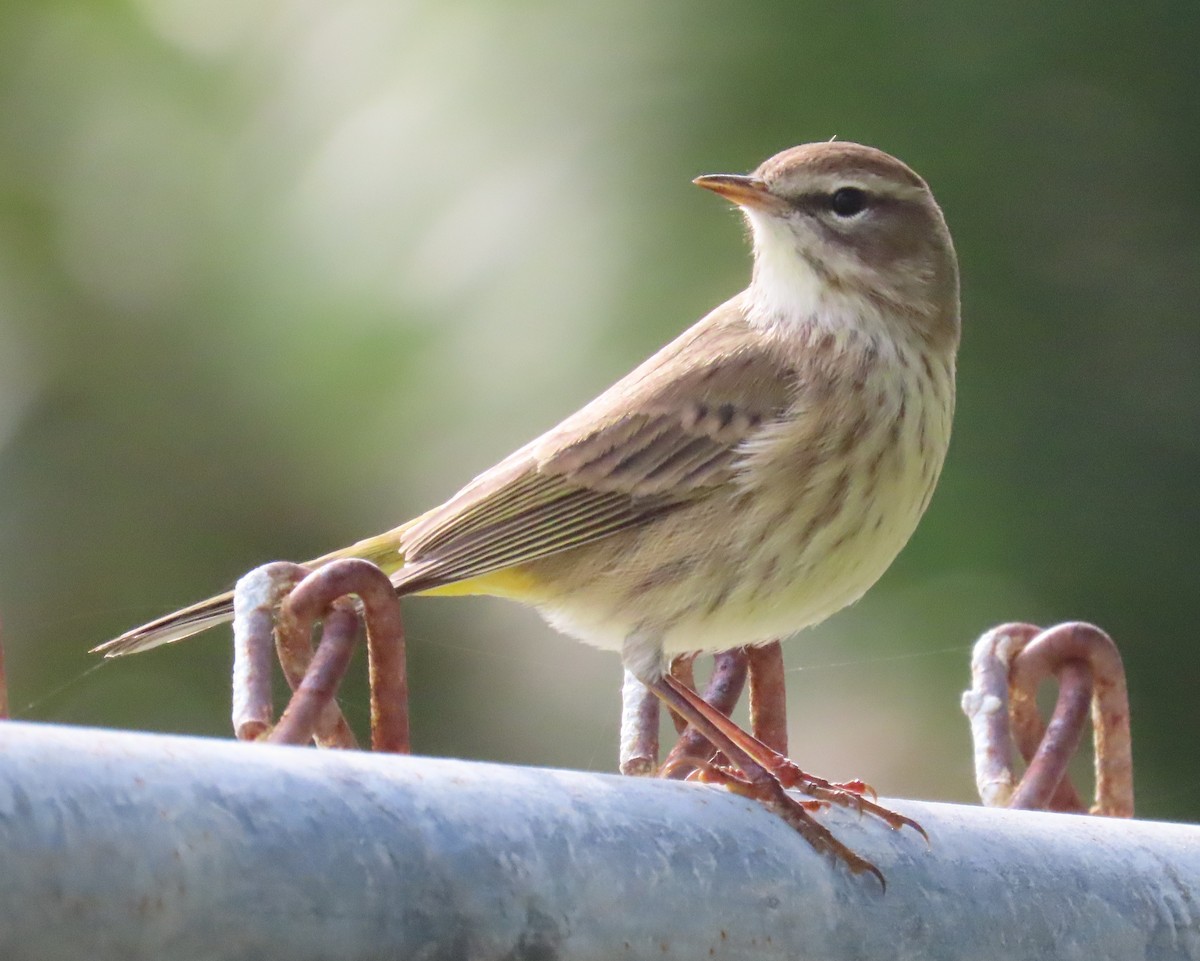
1,0 -> 1197,821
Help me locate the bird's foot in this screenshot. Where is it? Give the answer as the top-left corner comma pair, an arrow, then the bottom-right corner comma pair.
646,671 -> 927,884
686,756 -> 888,887
771,761 -> 926,839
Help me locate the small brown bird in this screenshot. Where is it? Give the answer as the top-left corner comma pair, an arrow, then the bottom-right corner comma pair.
97,141 -> 959,879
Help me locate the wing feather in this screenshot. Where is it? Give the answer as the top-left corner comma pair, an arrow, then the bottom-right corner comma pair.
395,296 -> 797,593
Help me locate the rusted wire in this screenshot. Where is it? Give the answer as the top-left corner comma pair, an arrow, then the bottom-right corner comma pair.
278,560 -> 410,753
962,621 -> 1133,817
667,654 -> 696,736
618,670 -> 660,776
231,558 -> 410,753
270,601 -> 360,747
232,562 -> 307,742
747,640 -> 787,755
0,612 -> 8,720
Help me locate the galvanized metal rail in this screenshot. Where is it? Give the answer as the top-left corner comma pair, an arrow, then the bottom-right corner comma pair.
0,721 -> 1196,960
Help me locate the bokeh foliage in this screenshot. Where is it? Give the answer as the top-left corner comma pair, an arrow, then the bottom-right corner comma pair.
1,0 -> 1197,820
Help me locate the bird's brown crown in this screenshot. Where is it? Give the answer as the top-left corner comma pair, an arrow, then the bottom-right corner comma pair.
742,141 -> 959,350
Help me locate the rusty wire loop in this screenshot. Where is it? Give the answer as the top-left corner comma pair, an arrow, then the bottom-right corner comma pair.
962,621 -> 1133,817
231,559 -> 410,754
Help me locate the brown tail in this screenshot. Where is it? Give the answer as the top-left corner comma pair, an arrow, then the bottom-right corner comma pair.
91,592 -> 237,657
92,526 -> 410,658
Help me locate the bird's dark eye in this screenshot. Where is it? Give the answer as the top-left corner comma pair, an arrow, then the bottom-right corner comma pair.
830,187 -> 868,217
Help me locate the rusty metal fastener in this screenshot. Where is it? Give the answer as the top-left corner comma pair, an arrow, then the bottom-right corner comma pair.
231,559 -> 410,753
962,621 -> 1133,817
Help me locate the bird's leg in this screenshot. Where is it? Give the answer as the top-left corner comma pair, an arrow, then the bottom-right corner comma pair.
658,642 -> 791,778
668,672 -> 922,832
660,649 -> 747,779
665,641 -> 865,793
624,629 -> 925,884
640,669 -> 887,885
617,636 -> 900,873
621,650 -> 749,778
618,656 -> 710,776
618,651 -> 715,776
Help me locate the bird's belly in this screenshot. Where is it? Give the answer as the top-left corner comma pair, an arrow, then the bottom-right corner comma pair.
525,394 -> 948,655
503,332 -> 958,659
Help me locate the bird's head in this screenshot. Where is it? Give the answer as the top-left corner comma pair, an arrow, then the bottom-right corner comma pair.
695,141 -> 959,348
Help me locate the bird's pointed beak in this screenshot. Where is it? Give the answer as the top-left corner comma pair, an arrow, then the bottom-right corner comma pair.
693,174 -> 789,214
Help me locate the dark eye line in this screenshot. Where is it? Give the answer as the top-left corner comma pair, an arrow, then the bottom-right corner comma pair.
788,189 -> 879,217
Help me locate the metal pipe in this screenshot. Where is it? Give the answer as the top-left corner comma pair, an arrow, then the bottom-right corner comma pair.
0,721 -> 1196,960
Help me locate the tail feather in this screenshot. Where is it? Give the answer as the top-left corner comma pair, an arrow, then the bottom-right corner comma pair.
92,592 -> 236,657
93,526 -> 410,658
